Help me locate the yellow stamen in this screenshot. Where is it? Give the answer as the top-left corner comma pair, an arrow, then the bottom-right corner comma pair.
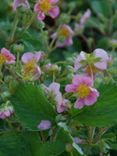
0,54 -> 6,65
58,27 -> 69,38
22,59 -> 36,78
39,0 -> 52,12
77,84 -> 90,98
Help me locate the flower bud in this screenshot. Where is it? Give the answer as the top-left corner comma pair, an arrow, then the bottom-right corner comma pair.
13,44 -> 24,53
37,20 -> 45,30
0,105 -> 14,119
109,39 -> 117,48
66,65 -> 74,73
45,63 -> 61,74
37,120 -> 51,131
1,91 -> 11,100
67,73 -> 74,81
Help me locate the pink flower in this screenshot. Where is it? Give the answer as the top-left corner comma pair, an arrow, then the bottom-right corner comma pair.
0,106 -> 14,120
65,75 -> 99,109
74,49 -> 110,73
51,24 -> 74,47
73,137 -> 83,144
75,9 -> 91,32
37,120 -> 51,131
13,0 -> 30,11
80,9 -> 91,25
34,0 -> 59,21
47,82 -> 68,113
21,52 -> 42,80
0,48 -> 16,65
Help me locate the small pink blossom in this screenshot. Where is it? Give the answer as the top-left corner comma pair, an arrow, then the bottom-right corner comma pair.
0,106 -> 14,120
65,75 -> 99,109
21,52 -> 42,80
34,0 -> 59,21
47,82 -> 68,113
74,49 -> 110,72
51,24 -> 74,47
37,120 -> 51,131
0,48 -> 16,65
45,63 -> 52,71
80,9 -> 91,25
75,9 -> 91,32
73,137 -> 83,144
13,0 -> 30,11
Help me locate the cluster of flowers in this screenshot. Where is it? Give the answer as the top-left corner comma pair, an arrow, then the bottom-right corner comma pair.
0,46 -> 111,130
12,0 -> 91,48
0,0 -> 112,132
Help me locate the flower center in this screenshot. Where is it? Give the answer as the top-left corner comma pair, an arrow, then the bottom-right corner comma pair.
58,27 -> 69,38
23,59 -> 36,77
39,0 -> 52,12
86,65 -> 100,74
0,54 -> 6,65
77,84 -> 90,98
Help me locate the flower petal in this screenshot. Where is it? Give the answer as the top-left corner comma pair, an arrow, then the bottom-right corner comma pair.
1,48 -> 16,64
82,76 -> 93,86
93,48 -> 109,61
32,65 -> 41,80
48,6 -> 59,18
37,11 -> 45,21
57,99 -> 68,113
65,84 -> 77,92
63,25 -> 74,36
56,37 -> 73,47
37,120 -> 51,131
13,0 -> 30,11
72,75 -> 93,86
49,82 -> 60,95
94,61 -> 107,70
72,75 -> 83,85
21,52 -> 34,63
74,99 -> 85,109
74,51 -> 86,71
34,3 -> 40,12
93,48 -> 109,70
34,52 -> 42,62
64,37 -> 73,45
84,88 -> 99,106
50,0 -> 59,4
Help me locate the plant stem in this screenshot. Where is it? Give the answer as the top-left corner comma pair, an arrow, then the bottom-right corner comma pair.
89,64 -> 94,85
6,11 -> 19,47
18,13 -> 36,38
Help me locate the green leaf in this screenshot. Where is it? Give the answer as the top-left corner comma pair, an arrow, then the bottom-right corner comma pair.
96,37 -> 110,49
24,129 -> 71,156
90,0 -> 112,18
22,29 -> 48,51
86,17 -> 105,34
71,83 -> 117,127
11,83 -> 56,130
0,132 -> 26,156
